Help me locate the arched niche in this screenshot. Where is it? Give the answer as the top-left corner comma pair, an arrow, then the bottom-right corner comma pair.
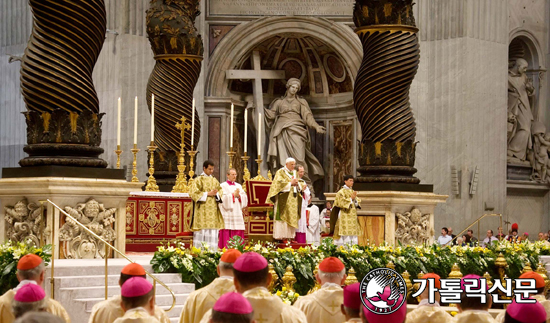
508,29 -> 546,120
203,17 -> 363,196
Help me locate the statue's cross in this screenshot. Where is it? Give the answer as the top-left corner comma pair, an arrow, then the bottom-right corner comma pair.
225,50 -> 285,161
175,116 -> 191,150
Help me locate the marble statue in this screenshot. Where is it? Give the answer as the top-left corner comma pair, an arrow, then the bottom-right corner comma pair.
265,78 -> 326,185
4,198 -> 43,246
508,58 -> 535,164
395,208 -> 431,245
531,121 -> 550,183
59,199 -> 116,259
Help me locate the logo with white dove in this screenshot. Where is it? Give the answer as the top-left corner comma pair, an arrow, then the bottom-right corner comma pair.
360,268 -> 407,314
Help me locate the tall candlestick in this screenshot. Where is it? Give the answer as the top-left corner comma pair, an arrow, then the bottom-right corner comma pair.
257,113 -> 262,155
134,96 -> 138,144
230,103 -> 234,148
244,108 -> 248,153
151,94 -> 155,142
117,97 -> 121,146
191,98 -> 195,144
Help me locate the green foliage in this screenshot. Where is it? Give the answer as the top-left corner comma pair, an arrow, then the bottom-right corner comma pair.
151,240 -> 550,297
0,241 -> 52,295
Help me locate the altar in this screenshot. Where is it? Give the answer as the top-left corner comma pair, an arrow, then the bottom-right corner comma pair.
125,177 -> 275,251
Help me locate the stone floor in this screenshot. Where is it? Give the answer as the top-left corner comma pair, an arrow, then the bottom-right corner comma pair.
44,255 -> 194,323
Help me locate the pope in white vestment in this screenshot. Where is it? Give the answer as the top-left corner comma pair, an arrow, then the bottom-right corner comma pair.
218,168 -> 248,249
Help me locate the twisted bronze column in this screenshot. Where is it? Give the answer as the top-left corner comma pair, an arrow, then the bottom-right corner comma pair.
353,0 -> 420,184
19,0 -> 107,168
146,0 -> 203,189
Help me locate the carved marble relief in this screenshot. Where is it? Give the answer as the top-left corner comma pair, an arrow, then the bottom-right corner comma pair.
395,208 -> 431,245
4,198 -> 44,246
59,199 -> 116,259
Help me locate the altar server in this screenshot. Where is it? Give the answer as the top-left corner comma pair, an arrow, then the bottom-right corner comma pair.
218,168 -> 248,249
0,254 -> 70,323
199,252 -> 307,323
306,198 -> 321,246
495,272 -> 550,323
89,263 -> 169,323
333,175 -> 361,246
210,292 -> 254,323
266,158 -> 304,242
295,165 -> 310,244
341,283 -> 362,323
179,249 -> 241,323
406,273 -> 453,323
190,159 -> 224,251
294,257 -> 346,323
113,277 -> 159,323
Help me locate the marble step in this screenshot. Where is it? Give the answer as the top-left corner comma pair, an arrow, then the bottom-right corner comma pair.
61,282 -> 193,299
50,274 -> 182,288
45,257 -> 156,277
78,294 -> 190,311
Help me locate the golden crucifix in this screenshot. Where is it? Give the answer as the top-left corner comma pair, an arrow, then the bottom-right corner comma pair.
172,116 -> 192,193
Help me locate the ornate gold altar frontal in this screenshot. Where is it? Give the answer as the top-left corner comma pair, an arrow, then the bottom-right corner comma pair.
126,193 -> 192,252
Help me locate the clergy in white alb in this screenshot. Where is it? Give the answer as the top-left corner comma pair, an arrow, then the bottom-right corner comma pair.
453,275 -> 497,323
89,263 -> 169,323
0,254 -> 70,323
293,257 -> 346,323
295,165 -> 310,244
190,159 -> 224,251
218,168 -> 248,249
341,283 -> 362,323
199,252 -> 307,323
306,199 -> 320,246
179,249 -> 241,323
266,158 -> 303,241
113,277 -> 160,323
406,273 -> 453,323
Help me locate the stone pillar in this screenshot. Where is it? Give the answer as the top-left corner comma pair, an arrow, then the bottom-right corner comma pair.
353,0 -> 420,184
19,0 -> 108,168
145,0 -> 204,190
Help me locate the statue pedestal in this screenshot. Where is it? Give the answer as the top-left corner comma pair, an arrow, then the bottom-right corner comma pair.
0,177 -> 142,258
324,191 -> 447,245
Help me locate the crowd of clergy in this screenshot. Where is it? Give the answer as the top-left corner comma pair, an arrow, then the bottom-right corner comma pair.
189,157 -> 359,251
2,251 -> 550,323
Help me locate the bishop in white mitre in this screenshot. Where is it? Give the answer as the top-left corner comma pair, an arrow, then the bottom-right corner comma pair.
295,165 -> 310,244
218,168 -> 248,249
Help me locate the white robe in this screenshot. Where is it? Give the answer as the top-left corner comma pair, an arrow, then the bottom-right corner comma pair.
219,182 -> 248,230
296,186 -> 310,234
306,205 -> 320,245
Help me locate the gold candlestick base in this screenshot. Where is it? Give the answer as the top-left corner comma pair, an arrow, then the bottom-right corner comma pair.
115,145 -> 122,169
227,149 -> 236,169
253,155 -> 268,181
145,142 -> 159,192
172,151 -> 189,193
130,144 -> 140,182
242,153 -> 251,182
187,146 -> 197,188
